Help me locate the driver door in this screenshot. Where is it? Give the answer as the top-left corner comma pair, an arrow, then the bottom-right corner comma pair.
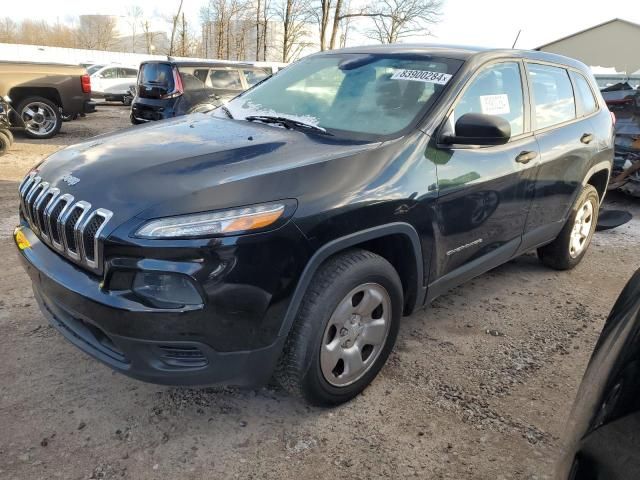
429,60 -> 539,292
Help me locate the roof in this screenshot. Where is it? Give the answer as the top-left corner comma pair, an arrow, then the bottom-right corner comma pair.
323,43 -> 488,61
311,43 -> 590,71
536,18 -> 640,50
141,59 -> 259,69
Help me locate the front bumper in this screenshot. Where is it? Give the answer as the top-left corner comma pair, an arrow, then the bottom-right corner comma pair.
16,225 -> 295,387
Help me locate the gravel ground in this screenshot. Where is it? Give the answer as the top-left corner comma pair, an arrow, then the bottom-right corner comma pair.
1,106 -> 639,480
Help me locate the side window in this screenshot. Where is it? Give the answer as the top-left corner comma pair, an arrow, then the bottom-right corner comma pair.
570,71 -> 598,116
180,73 -> 206,92
243,69 -> 270,86
209,69 -> 243,90
528,64 -> 576,129
452,62 -> 525,137
123,68 -> 138,78
101,68 -> 117,79
193,69 -> 209,83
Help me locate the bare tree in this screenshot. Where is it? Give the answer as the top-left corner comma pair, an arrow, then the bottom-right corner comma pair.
142,20 -> 160,54
0,17 -> 17,44
76,16 -> 118,50
126,5 -> 144,53
276,0 -> 313,62
169,0 -> 185,55
365,0 -> 442,44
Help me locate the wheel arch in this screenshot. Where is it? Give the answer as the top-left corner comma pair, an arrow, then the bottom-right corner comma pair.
9,87 -> 63,110
583,161 -> 611,202
278,223 -> 426,338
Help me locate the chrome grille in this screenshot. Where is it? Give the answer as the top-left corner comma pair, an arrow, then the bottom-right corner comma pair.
19,173 -> 113,273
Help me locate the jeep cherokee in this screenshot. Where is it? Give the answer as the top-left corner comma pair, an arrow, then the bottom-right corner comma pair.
14,45 -> 613,406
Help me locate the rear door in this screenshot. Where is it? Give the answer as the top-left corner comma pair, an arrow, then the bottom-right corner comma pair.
431,60 -> 539,288
521,63 -> 598,247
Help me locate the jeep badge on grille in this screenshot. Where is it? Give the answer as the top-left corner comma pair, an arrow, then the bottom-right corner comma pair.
62,173 -> 80,186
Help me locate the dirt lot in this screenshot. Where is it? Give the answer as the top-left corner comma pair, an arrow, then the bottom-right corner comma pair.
1,106 -> 639,480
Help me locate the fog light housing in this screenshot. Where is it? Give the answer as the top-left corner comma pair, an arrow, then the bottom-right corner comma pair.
133,272 -> 202,308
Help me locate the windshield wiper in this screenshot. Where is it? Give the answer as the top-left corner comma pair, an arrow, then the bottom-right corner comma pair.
245,115 -> 332,136
220,105 -> 234,119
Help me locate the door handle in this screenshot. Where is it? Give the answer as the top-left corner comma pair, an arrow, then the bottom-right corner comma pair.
581,133 -> 594,144
515,150 -> 538,164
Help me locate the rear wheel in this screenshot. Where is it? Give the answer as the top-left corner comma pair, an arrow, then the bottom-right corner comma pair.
537,185 -> 599,270
17,97 -> 62,139
276,249 -> 403,406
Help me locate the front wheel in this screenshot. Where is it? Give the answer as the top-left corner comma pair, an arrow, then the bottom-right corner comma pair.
537,185 -> 600,270
276,249 -> 403,406
17,97 -> 62,139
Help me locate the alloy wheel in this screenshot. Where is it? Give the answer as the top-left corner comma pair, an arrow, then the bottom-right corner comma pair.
21,102 -> 58,137
569,199 -> 594,258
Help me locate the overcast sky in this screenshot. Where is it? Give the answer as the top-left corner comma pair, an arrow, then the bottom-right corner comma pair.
3,0 -> 639,49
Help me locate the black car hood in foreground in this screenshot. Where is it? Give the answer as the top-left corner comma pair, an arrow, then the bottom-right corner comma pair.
36,114 -> 378,226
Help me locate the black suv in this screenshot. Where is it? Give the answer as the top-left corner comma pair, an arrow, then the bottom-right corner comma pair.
15,45 -> 613,406
130,60 -> 273,123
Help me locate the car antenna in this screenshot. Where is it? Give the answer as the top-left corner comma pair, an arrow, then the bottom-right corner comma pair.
511,30 -> 522,49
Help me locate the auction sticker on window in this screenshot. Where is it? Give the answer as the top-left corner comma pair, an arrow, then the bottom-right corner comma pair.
480,94 -> 510,115
391,69 -> 452,85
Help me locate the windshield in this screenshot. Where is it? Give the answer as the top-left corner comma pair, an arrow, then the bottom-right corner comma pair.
223,53 -> 463,139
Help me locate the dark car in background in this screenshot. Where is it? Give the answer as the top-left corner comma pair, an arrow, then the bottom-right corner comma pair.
130,60 -> 274,124
15,45 -> 613,406
558,268 -> 640,479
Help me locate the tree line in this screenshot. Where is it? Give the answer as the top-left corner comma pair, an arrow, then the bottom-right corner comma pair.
0,0 -> 442,63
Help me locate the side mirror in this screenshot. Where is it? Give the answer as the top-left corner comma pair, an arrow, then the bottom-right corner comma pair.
444,113 -> 511,146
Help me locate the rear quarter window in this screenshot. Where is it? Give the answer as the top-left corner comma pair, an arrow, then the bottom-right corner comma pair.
570,71 -> 598,116
528,63 -> 576,129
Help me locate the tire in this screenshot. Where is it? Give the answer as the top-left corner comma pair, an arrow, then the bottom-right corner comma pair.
0,128 -> 13,145
537,185 -> 600,270
61,112 -> 78,122
0,130 -> 9,155
17,96 -> 62,139
130,113 -> 143,125
275,249 -> 403,406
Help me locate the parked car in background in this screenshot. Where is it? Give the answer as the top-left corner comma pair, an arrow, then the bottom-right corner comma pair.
557,268 -> 640,479
0,61 -> 95,138
130,60 -> 273,123
90,64 -> 139,103
85,64 -> 105,76
15,45 -> 613,406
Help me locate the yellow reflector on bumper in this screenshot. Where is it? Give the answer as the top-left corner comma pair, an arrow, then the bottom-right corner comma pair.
14,227 -> 31,250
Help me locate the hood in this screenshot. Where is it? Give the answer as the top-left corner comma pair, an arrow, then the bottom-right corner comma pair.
35,114 -> 377,226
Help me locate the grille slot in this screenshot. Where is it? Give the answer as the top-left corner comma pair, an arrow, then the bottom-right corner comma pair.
82,215 -> 105,262
49,198 -> 68,244
36,191 -> 55,235
18,173 -> 113,273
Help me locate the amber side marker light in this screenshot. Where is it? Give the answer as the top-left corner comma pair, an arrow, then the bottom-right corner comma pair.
14,227 -> 30,250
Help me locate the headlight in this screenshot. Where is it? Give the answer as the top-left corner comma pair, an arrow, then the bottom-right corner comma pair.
136,202 -> 286,238
2,95 -> 10,103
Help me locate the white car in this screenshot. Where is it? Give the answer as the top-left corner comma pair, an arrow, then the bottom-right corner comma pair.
90,65 -> 139,102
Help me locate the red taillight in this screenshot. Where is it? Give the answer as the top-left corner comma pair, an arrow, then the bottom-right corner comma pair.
161,67 -> 184,99
610,111 -> 616,126
81,74 -> 91,94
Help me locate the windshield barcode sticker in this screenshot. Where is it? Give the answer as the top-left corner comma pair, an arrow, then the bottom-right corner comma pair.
391,69 -> 452,85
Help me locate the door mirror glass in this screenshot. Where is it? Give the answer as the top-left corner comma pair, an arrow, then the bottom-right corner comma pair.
444,112 -> 511,145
